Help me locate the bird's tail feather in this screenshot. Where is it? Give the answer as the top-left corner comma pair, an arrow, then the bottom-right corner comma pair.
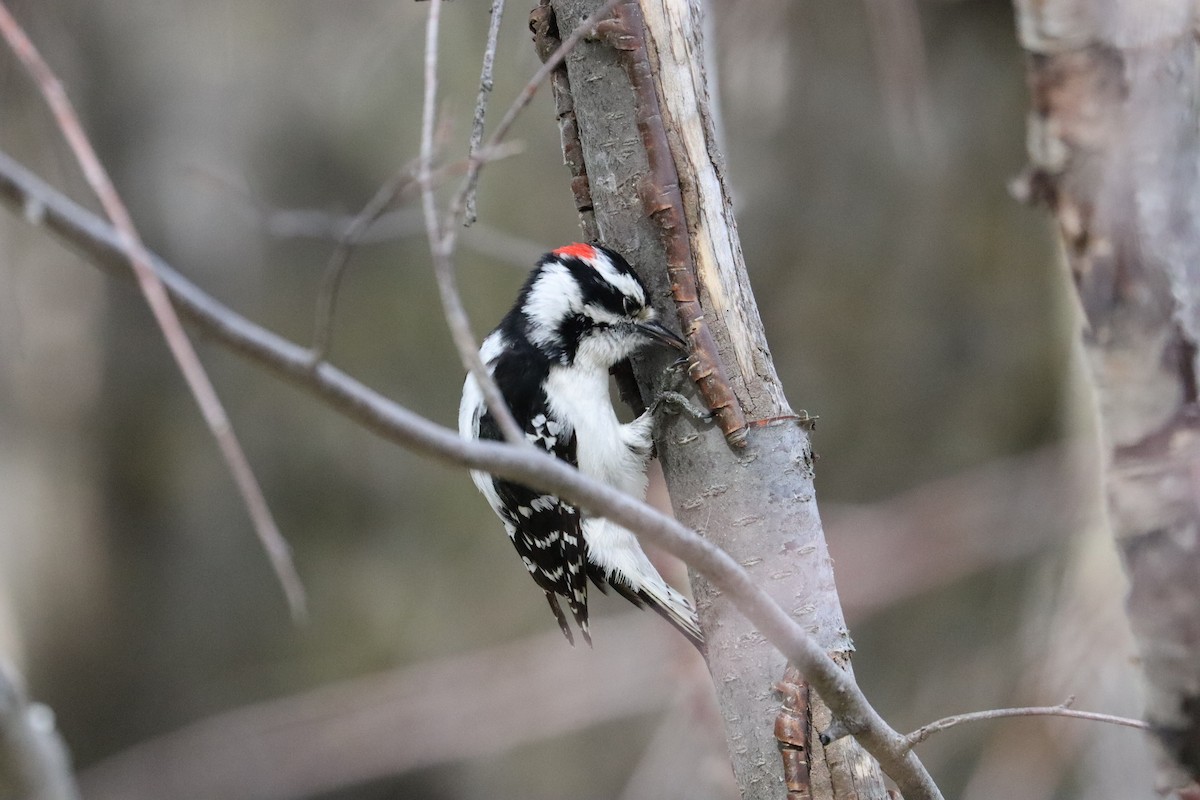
607,576 -> 703,651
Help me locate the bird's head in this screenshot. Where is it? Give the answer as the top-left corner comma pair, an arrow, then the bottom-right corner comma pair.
513,243 -> 686,368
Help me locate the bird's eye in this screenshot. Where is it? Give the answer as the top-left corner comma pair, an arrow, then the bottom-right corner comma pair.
623,297 -> 639,316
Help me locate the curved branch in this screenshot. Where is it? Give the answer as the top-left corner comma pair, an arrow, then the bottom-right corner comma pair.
905,698 -> 1150,748
309,160 -> 417,362
0,148 -> 942,800
419,0 -> 526,445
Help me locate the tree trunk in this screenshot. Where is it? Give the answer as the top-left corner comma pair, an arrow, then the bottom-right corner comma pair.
1013,0 -> 1200,793
540,1 -> 889,797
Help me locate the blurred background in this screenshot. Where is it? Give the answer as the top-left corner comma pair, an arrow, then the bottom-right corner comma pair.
0,0 -> 1154,798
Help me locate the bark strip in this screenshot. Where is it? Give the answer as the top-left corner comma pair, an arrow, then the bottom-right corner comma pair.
531,0 -> 644,414
530,2 -> 600,242
591,0 -> 749,447
775,665 -> 814,800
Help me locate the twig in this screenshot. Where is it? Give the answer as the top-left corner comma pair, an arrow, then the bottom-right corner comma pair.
0,149 -> 942,800
0,3 -> 306,620
309,160 -> 418,363
448,0 -> 623,230
197,144 -> 520,248
307,132 -> 525,362
904,697 -> 1150,748
418,0 -> 525,445
462,0 -> 507,227
415,0 -> 623,448
249,202 -> 542,269
263,206 -> 423,243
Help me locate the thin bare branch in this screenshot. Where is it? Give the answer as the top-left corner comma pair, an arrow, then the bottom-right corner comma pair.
418,0 -> 526,445
0,2 -> 305,620
414,0 -> 623,449
448,0 -> 623,231
463,0 -> 507,226
307,140 -> 524,363
264,206 -> 423,243
0,148 -> 941,800
197,144 -> 521,246
309,160 -> 417,363
250,203 -> 542,269
905,697 -> 1151,748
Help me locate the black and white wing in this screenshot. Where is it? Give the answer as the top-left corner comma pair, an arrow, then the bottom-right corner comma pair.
487,416 -> 590,645
460,333 -> 592,644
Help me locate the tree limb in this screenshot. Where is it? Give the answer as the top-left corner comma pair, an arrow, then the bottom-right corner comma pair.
547,0 -> 900,795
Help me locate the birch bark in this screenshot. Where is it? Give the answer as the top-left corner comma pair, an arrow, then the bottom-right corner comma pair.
1013,0 -> 1200,791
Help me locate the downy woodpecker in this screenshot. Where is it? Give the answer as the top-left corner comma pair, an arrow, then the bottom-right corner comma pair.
458,243 -> 702,648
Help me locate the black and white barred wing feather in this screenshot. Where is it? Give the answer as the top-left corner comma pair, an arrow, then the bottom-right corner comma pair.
460,335 -> 593,644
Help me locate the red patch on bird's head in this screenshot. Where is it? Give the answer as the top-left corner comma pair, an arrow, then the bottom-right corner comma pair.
552,243 -> 598,261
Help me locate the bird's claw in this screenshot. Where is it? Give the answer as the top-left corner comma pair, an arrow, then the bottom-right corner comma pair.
650,391 -> 715,423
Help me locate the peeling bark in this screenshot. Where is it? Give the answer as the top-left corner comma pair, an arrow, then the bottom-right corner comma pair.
591,0 -> 748,447
540,1 -> 887,797
1013,0 -> 1200,792
775,666 -> 813,800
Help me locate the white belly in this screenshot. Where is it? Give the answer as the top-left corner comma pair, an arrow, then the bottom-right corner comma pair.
543,366 -> 648,498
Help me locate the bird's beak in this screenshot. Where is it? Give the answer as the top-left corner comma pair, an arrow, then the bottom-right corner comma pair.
637,320 -> 688,351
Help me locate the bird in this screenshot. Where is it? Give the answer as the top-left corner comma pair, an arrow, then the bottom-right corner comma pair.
458,242 -> 703,648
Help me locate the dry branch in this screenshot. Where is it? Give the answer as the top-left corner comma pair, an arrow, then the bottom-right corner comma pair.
462,0 -> 507,226
309,161 -> 418,362
905,698 -> 1149,747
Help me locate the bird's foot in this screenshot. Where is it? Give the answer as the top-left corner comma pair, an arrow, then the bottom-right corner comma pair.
650,391 -> 715,424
